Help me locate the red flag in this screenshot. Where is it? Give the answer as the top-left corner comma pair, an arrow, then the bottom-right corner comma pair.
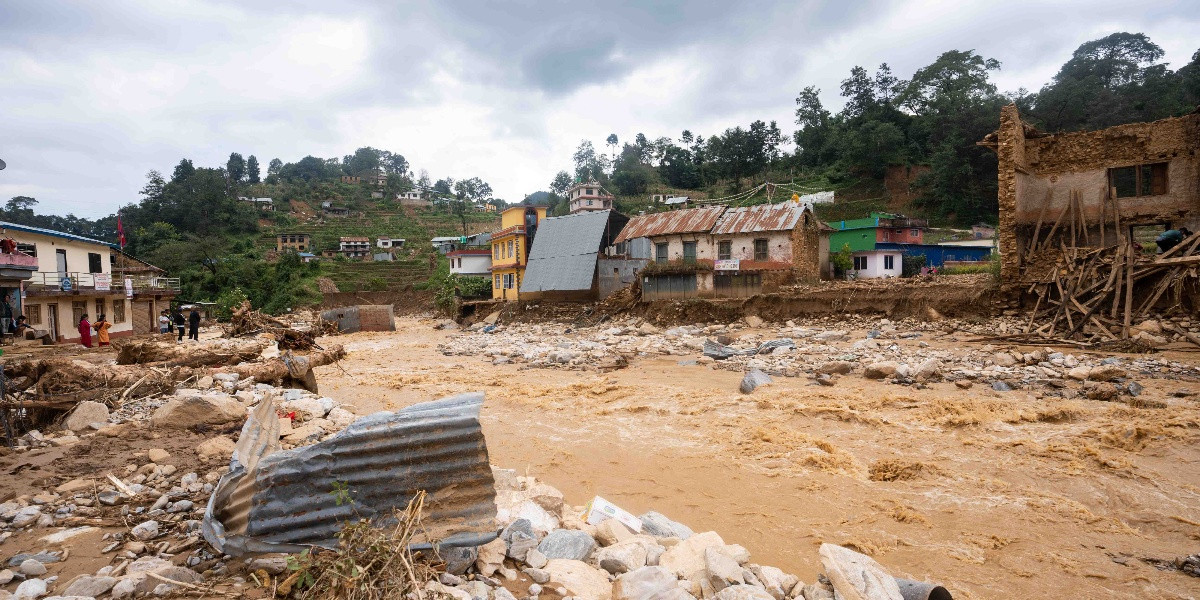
117,215 -> 127,248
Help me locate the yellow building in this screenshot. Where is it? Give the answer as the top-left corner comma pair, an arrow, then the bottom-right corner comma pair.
490,206 -> 546,300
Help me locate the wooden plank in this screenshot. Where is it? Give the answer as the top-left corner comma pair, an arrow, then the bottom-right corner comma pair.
1123,245 -> 1134,337
1027,189 -> 1053,258
1040,205 -> 1070,254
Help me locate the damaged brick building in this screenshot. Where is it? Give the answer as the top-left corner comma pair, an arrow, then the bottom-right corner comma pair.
983,104 -> 1200,284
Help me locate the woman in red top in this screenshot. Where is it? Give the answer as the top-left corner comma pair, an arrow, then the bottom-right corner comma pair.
78,313 -> 92,348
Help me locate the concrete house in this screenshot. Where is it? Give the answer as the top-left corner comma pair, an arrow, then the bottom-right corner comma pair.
376,237 -> 405,249
448,248 -> 492,277
338,237 -> 370,259
567,181 -> 614,214
1,222 -> 179,342
490,206 -> 547,301
277,233 -> 311,253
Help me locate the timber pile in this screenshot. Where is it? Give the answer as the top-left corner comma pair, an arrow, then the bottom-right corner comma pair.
114,338 -> 270,367
224,300 -> 319,350
1018,189 -> 1200,347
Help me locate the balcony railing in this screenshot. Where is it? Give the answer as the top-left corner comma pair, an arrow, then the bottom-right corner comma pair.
26,272 -> 181,293
0,250 -> 39,269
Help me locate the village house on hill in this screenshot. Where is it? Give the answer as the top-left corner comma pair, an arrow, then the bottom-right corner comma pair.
567,181 -> 614,214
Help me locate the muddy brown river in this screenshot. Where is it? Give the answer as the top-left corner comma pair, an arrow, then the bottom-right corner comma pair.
315,317 -> 1200,599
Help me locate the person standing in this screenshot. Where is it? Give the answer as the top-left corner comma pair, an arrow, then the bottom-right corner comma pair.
188,307 -> 201,341
158,310 -> 171,334
93,313 -> 112,347
78,313 -> 93,348
173,308 -> 186,342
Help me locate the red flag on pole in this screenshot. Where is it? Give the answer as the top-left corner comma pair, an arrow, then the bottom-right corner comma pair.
117,215 -> 127,249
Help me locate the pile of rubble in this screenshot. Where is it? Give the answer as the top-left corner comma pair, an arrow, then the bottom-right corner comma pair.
439,316 -> 1200,400
0,372 -> 363,600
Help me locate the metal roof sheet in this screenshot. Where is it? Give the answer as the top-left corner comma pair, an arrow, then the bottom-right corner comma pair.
520,210 -> 611,293
711,203 -> 809,235
612,206 -> 727,243
0,221 -> 110,246
202,393 -> 497,555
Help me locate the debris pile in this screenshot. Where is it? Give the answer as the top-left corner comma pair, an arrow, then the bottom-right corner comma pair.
223,300 -> 318,350
439,316 -> 1200,400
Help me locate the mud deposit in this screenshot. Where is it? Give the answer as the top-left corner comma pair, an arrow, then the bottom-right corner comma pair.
317,316 -> 1200,599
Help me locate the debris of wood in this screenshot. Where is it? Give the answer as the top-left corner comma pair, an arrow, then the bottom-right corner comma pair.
220,345 -> 346,392
114,338 -> 270,367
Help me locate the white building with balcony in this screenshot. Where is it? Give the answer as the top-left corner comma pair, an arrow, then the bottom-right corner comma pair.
0,222 -> 180,342
567,181 -> 615,213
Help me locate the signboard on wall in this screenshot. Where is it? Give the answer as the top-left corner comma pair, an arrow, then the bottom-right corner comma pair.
124,278 -> 133,298
714,259 -> 741,271
94,273 -> 111,291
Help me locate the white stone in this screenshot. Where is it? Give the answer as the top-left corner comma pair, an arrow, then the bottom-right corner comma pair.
659,531 -> 726,579
817,544 -> 902,600
612,566 -> 678,600
13,578 -> 47,600
62,401 -> 109,432
543,559 -> 612,600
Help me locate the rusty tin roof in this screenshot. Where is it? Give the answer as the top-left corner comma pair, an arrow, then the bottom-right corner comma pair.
613,206 -> 727,243
711,203 -> 811,235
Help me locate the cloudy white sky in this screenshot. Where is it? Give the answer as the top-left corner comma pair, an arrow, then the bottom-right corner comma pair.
1,0 -> 1197,217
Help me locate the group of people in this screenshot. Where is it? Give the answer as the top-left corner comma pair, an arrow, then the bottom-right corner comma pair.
158,307 -> 202,342
76,313 -> 111,348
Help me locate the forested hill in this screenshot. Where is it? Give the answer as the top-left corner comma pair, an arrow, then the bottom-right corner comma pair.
543,32 -> 1200,225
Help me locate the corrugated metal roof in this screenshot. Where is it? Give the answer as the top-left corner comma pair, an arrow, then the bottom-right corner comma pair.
202,393 -> 497,556
0,221 -> 110,246
520,210 -> 611,293
711,203 -> 810,235
612,206 -> 727,243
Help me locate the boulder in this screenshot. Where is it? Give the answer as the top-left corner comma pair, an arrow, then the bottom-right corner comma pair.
745,316 -> 764,328
612,566 -> 678,600
282,397 -> 328,421
659,531 -> 725,579
817,362 -> 853,375
525,548 -> 548,569
475,537 -> 507,577
247,556 -> 289,575
739,370 -> 772,394
913,360 -> 942,382
703,547 -> 743,591
1087,364 -> 1127,382
537,529 -> 596,561
196,436 -> 237,461
435,546 -> 477,576
713,585 -> 774,600
495,498 -> 560,536
18,559 -> 46,576
13,578 -> 46,600
54,478 -> 95,494
62,401 -> 109,432
1067,366 -> 1091,381
544,559 -> 612,600
594,518 -> 637,547
992,353 -> 1018,367
147,448 -> 171,463
640,512 -> 694,540
130,520 -> 159,541
863,362 -> 898,380
748,565 -> 795,600
62,575 -> 117,597
150,395 -> 245,429
817,544 -> 902,600
596,540 -> 649,575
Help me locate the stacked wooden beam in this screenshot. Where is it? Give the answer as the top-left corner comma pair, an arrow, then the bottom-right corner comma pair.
1018,189 -> 1200,347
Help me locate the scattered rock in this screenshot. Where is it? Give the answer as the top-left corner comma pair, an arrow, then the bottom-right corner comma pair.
147,448 -> 171,463
537,529 -> 596,561
130,520 -> 159,541
475,537 -> 507,577
739,370 -> 773,394
543,559 -> 612,600
595,518 -> 637,546
150,395 -> 245,429
745,316 -> 764,328
525,548 -> 548,569
713,585 -> 774,600
596,539 -> 649,575
196,436 -> 237,461
660,531 -> 725,579
18,559 -> 46,576
818,544 -> 903,600
703,546 -> 744,591
640,512 -> 694,540
863,362 -> 898,380
991,381 -> 1012,392
992,353 -> 1018,367
62,575 -> 118,597
1088,364 -> 1128,382
817,361 -> 853,375
612,566 -> 679,600
13,578 -> 47,600
62,401 -> 109,432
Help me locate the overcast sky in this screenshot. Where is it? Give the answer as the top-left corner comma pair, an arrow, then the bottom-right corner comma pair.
1,0 -> 1197,217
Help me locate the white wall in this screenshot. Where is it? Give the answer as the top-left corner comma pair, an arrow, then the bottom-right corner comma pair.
1,229 -> 111,277
852,251 -> 903,279
450,254 -> 492,276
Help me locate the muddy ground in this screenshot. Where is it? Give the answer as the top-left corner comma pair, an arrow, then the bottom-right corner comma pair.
316,316 -> 1200,600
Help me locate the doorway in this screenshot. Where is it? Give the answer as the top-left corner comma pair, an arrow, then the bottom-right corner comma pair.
47,303 -> 58,340
55,249 -> 67,275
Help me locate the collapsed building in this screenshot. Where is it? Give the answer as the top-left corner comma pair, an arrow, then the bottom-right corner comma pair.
981,104 -> 1200,342
983,104 -> 1200,283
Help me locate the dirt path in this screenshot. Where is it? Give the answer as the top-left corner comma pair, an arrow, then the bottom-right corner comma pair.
315,317 -> 1200,599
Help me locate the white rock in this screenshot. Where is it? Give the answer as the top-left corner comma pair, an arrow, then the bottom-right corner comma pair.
13,578 -> 47,600
147,449 -> 171,463
703,547 -> 743,591
612,566 -> 678,600
130,520 -> 159,541
62,401 -> 109,432
817,544 -> 902,600
713,584 -> 774,600
659,531 -> 726,579
18,560 -> 47,576
543,559 -> 612,600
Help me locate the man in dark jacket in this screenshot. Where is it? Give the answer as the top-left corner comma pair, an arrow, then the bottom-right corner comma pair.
173,308 -> 186,342
188,307 -> 201,341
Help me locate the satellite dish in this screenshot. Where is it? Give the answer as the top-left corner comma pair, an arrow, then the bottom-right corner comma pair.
0,158 -> 6,170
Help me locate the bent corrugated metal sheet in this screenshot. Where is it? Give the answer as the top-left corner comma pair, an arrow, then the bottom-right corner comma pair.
202,393 -> 498,556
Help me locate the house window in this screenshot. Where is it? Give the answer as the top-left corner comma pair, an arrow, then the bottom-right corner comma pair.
655,243 -> 669,264
95,299 -> 104,318
910,229 -> 919,237
25,304 -> 40,325
16,243 -> 35,256
718,241 -> 732,260
587,200 -> 593,206
493,245 -> 498,259
507,240 -> 514,258
494,275 -> 501,289
854,255 -> 868,270
503,273 -> 515,289
683,241 -> 697,262
88,252 -> 103,273
753,239 -> 768,261
586,189 -> 594,195
884,255 -> 895,270
1110,163 -> 1168,198
882,232 -> 890,242
113,299 -> 126,323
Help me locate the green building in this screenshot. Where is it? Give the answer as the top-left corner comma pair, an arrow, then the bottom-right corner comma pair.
827,212 -> 928,252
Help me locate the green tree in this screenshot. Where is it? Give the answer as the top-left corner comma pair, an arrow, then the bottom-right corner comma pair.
246,155 -> 261,184
226,152 -> 246,183
549,171 -> 572,196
